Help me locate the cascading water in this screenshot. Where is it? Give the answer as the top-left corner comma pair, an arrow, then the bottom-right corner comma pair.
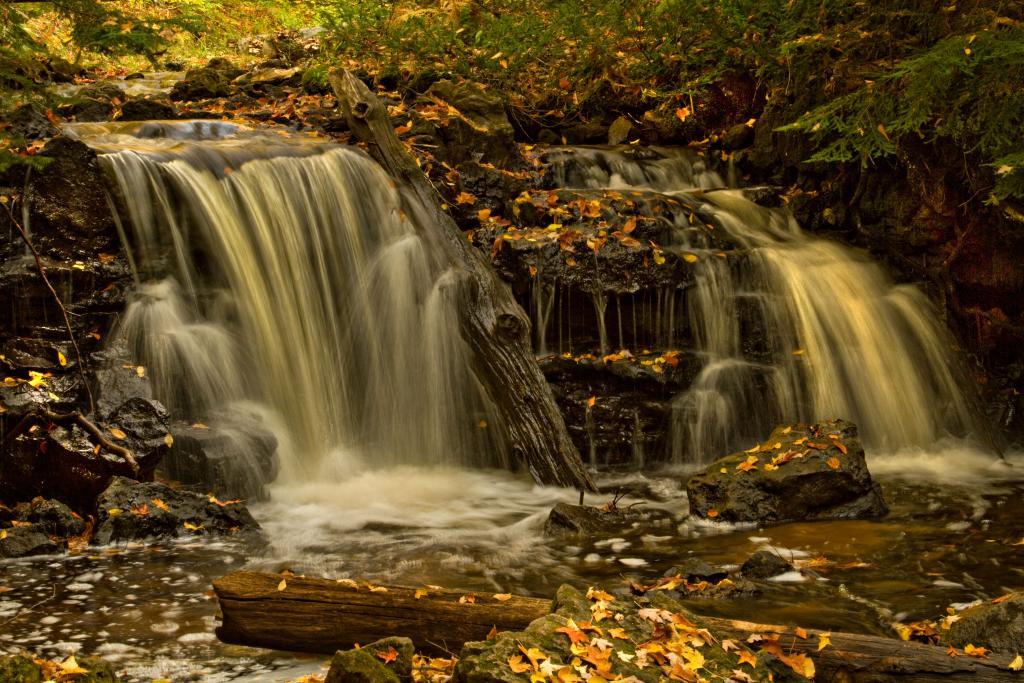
545,146 -> 981,462
68,120 -> 507,483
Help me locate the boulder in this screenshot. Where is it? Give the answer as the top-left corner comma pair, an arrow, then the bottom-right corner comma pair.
665,558 -> 728,584
0,655 -> 43,683
946,593 -> 1024,653
7,103 -> 60,140
740,550 -> 794,579
686,419 -> 888,524
454,584 -> 761,682
543,502 -> 646,536
423,80 -> 518,168
337,637 -> 414,681
92,476 -> 260,545
325,648 -> 401,683
16,498 -> 86,537
233,66 -> 303,89
161,420 -> 279,500
0,655 -> 120,683
118,98 -> 177,121
0,525 -> 61,558
607,116 -> 633,145
170,59 -> 244,101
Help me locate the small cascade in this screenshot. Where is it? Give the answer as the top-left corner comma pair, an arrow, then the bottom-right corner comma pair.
69,121 -> 507,484
547,146 -> 981,463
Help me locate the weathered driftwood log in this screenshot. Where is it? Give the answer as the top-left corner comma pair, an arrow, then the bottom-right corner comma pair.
328,69 -> 594,492
214,571 -> 1019,680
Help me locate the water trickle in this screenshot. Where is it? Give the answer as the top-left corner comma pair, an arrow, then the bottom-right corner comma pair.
548,146 -> 982,462
72,121 -> 507,484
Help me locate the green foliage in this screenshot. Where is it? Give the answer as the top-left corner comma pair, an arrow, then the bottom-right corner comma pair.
51,0 -> 200,63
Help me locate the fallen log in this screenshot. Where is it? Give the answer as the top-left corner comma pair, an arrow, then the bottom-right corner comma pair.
328,69 -> 595,493
214,571 -> 1018,680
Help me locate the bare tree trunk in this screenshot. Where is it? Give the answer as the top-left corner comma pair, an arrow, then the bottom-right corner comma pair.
329,69 -> 594,492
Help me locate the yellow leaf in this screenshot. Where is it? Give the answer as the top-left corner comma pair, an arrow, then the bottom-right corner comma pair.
508,654 -> 532,674
494,593 -> 512,601
278,579 -> 287,591
0,530 -> 6,540
164,433 -> 174,448
652,251 -> 666,265
109,428 -> 127,440
183,521 -> 204,531
107,508 -> 123,517
459,594 -> 477,604
1009,654 -> 1023,671
57,350 -> 68,366
682,253 -> 698,263
415,588 -> 428,599
152,498 -> 169,512
136,365 -> 145,378
60,655 -> 89,675
817,633 -> 831,651
369,585 -> 389,593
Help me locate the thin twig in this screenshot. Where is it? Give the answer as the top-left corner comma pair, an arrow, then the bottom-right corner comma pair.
4,196 -> 96,415
0,584 -> 58,628
0,407 -> 138,475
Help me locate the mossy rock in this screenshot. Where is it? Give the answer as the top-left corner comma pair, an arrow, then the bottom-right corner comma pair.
326,648 -> 401,683
0,655 -> 43,683
454,584 -> 772,682
946,593 -> 1024,653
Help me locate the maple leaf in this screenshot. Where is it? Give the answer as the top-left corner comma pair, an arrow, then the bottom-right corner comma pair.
736,455 -> 759,472
826,456 -> 841,470
586,587 -> 615,602
508,654 -> 532,673
736,650 -> 757,668
964,644 -> 989,658
555,625 -> 589,645
376,646 -> 399,663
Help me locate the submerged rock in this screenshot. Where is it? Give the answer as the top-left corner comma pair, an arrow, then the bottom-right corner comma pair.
740,550 -> 794,579
0,525 -> 61,558
946,593 -> 1024,653
93,476 -> 260,544
686,419 -> 888,524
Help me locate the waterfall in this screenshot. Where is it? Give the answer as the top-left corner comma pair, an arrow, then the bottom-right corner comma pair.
69,121 -> 507,481
546,146 -> 980,462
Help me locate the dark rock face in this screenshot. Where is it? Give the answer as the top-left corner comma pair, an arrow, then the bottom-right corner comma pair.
0,525 -> 61,558
93,476 -> 260,544
665,558 -> 729,584
16,497 -> 86,537
8,104 -> 60,140
543,502 -> 647,536
325,647 -> 401,683
423,80 -> 519,168
162,421 -> 279,500
686,419 -> 888,524
946,593 -> 1024,653
118,98 -> 177,121
740,550 -> 794,579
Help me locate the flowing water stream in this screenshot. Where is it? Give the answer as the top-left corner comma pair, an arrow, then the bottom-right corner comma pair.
2,122 -> 1018,681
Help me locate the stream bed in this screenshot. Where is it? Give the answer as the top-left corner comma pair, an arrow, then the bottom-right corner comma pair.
2,445 -> 1021,682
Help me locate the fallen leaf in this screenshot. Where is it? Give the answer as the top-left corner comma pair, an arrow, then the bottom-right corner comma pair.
377,646 -> 399,663
736,650 -> 757,668
508,654 -> 532,674
278,579 -> 287,591
494,593 -> 512,601
109,427 -> 127,440
1009,654 -> 1022,671
818,632 -> 831,650
415,588 -> 428,599
151,498 -> 169,512
57,350 -> 68,367
964,644 -> 989,658
459,594 -> 477,604
164,433 -> 174,447
826,456 -> 840,469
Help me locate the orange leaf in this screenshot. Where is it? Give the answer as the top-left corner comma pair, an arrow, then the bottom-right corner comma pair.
376,646 -> 399,663
826,456 -> 840,470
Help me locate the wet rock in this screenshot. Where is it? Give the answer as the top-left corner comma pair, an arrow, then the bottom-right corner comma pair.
686,419 -> 888,524
16,498 -> 86,537
325,647 -> 401,683
105,397 -> 172,475
358,637 -> 414,680
423,80 -> 518,168
79,83 -> 127,102
544,502 -> 646,536
93,476 -> 260,544
0,525 -> 61,558
8,137 -> 121,258
665,558 -> 728,583
8,104 -> 60,140
946,593 -> 1024,653
455,584 -> 758,682
740,550 -> 794,579
162,420 -> 279,500
118,98 -> 177,121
